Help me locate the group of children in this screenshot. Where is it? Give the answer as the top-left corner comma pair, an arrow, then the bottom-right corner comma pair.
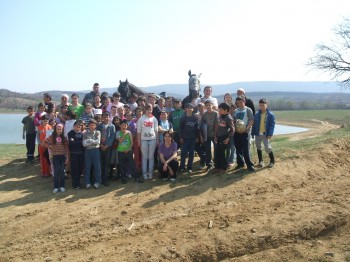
21,88 -> 276,193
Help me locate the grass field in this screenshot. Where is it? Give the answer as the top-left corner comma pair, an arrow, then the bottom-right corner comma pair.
274,109 -> 350,125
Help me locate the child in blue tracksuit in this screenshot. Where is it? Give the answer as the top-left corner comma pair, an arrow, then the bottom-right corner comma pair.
251,98 -> 275,168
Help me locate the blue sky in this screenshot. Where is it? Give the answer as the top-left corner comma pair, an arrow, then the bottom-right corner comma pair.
1,0 -> 350,93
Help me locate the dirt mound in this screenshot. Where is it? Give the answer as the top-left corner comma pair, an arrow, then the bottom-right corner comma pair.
0,139 -> 349,261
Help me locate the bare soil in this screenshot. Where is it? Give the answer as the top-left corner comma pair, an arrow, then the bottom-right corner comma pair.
0,122 -> 349,262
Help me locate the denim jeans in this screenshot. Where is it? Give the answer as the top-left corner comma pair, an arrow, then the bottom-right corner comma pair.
180,139 -> 196,170
53,155 -> 66,188
205,137 -> 216,167
141,139 -> 157,175
84,148 -> 101,185
226,136 -> 236,163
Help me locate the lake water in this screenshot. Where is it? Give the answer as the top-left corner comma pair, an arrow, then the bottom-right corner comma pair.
0,114 -> 309,144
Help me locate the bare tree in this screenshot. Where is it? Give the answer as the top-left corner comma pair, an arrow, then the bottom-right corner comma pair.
307,17 -> 350,88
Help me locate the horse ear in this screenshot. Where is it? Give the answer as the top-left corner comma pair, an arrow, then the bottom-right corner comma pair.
126,78 -> 128,83
188,70 -> 192,76
198,73 -> 202,79
120,80 -> 122,84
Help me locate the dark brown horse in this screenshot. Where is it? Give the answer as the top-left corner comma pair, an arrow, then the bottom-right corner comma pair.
118,79 -> 166,103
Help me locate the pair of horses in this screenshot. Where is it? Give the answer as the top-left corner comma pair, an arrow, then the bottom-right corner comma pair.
117,70 -> 202,108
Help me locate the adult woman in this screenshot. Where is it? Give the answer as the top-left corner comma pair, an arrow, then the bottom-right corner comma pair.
137,104 -> 158,180
158,131 -> 178,182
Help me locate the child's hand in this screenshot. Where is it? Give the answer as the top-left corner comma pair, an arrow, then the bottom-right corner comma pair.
223,138 -> 229,144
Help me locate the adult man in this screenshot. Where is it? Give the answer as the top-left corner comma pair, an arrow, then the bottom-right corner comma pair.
236,88 -> 255,115
194,86 -> 218,109
83,83 -> 100,106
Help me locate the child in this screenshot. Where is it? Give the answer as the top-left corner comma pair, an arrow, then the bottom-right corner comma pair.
132,107 -> 143,175
195,102 -> 206,169
42,124 -> 69,193
37,114 -> 52,177
57,104 -> 68,124
83,119 -> 102,188
137,104 -> 158,180
116,119 -> 135,184
227,104 -> 237,166
22,106 -> 36,164
201,100 -> 218,171
64,110 -> 76,139
214,103 -> 234,171
80,103 -> 94,129
110,116 -> 121,179
233,96 -> 255,171
179,103 -> 199,173
251,98 -> 276,168
34,102 -> 46,158
158,111 -> 173,144
158,131 -> 179,182
168,99 -> 184,148
68,120 -> 85,189
97,111 -> 116,186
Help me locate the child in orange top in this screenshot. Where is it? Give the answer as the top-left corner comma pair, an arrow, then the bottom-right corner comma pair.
37,114 -> 52,177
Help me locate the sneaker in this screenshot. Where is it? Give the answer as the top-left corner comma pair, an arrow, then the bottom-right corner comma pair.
180,168 -> 186,173
60,187 -> 65,192
148,173 -> 153,180
86,184 -> 91,189
206,166 -> 215,171
94,183 -> 100,189
53,188 -> 59,193
103,181 -> 110,187
257,161 -> 265,168
234,165 -> 244,171
162,177 -> 169,181
170,178 -> 176,182
268,162 -> 275,168
198,165 -> 205,170
74,186 -> 80,190
143,174 -> 149,180
187,170 -> 193,174
248,166 -> 256,172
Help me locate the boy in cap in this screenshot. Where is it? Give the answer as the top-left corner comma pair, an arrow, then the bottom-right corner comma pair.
168,99 -> 185,147
251,99 -> 276,168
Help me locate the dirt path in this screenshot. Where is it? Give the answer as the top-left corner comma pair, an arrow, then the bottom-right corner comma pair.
0,122 -> 349,262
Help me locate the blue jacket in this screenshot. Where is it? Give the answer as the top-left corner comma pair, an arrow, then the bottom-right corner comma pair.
251,109 -> 275,137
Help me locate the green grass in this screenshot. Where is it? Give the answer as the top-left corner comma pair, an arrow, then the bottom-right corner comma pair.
273,125 -> 350,159
274,109 -> 350,125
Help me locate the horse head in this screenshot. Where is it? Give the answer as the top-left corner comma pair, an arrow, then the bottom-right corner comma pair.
188,70 -> 202,98
118,79 -> 132,103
